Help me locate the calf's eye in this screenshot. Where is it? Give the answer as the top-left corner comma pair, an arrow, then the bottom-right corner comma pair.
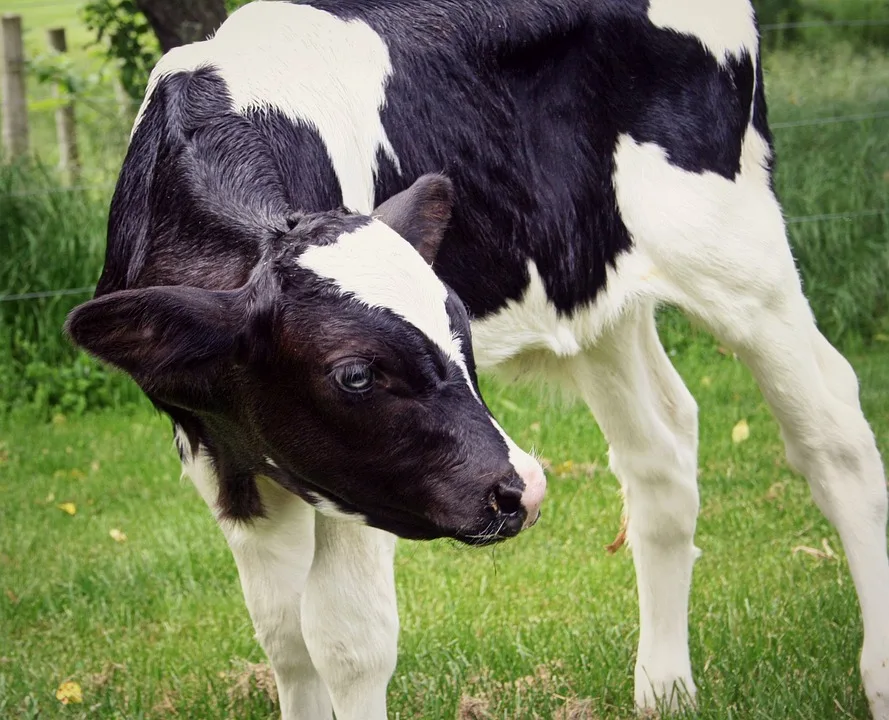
333,363 -> 375,393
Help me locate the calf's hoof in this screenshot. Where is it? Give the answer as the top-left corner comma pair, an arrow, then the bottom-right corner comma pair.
863,654 -> 889,720
634,672 -> 697,716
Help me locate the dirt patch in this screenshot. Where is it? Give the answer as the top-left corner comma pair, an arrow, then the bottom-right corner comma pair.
224,661 -> 278,705
456,694 -> 492,719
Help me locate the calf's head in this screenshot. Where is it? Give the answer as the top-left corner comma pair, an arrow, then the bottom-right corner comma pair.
66,175 -> 545,544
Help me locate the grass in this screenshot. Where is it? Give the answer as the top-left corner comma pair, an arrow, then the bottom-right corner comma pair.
2,328 -> 888,718
0,164 -> 133,415
1,6 -> 889,718
763,44 -> 889,344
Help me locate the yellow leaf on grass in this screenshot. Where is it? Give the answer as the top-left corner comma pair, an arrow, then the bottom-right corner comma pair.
731,419 -> 750,444
109,528 -> 127,543
56,680 -> 82,704
57,502 -> 77,516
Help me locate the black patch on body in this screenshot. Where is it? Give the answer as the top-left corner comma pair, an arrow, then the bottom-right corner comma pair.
94,0 -> 770,523
304,0 -> 761,315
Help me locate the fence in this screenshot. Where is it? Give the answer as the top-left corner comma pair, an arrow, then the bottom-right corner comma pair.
3,15 -> 91,181
1,12 -> 888,307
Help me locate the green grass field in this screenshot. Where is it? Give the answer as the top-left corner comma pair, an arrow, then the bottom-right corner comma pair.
2,330 -> 889,719
1,2 -> 889,718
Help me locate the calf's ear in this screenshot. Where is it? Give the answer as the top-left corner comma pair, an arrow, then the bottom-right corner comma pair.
373,173 -> 455,265
65,285 -> 247,409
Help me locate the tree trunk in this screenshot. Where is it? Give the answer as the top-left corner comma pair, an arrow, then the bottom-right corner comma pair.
134,0 -> 227,52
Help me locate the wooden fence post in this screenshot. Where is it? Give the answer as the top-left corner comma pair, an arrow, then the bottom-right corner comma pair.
1,14 -> 29,161
47,27 -> 80,183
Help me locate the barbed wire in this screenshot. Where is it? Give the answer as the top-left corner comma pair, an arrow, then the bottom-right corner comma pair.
3,104 -> 887,200
4,6 -> 888,31
2,12 -> 887,304
785,208 -> 889,225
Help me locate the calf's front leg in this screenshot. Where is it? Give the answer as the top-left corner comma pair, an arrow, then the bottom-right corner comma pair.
301,513 -> 399,720
186,454 -> 332,720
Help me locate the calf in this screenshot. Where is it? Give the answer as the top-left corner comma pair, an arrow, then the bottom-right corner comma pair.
66,1 -> 889,718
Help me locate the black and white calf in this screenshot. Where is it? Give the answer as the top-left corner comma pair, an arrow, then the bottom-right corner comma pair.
66,1 -> 889,718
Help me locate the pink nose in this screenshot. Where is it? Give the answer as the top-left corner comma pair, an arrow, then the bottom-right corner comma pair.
513,453 -> 546,529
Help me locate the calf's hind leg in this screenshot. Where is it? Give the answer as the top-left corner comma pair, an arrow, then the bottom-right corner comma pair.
653,194 -> 888,718
569,306 -> 701,712
706,289 -> 889,719
615,132 -> 889,717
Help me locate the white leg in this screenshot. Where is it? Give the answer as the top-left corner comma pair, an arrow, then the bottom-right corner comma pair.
570,307 -> 700,712
713,295 -> 889,720
185,454 -> 332,720
613,132 -> 889,718
301,515 -> 399,720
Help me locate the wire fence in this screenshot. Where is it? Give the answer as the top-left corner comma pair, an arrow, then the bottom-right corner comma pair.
2,13 -> 888,305
760,18 -> 889,31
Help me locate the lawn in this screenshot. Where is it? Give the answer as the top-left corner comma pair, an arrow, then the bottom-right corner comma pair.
2,327 -> 888,719
1,3 -> 889,719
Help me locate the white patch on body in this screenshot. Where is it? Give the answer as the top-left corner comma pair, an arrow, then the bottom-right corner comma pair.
133,1 -> 400,213
647,0 -> 758,65
471,256 -> 659,370
299,220 -> 546,521
610,127 -> 889,717
472,122 -> 780,379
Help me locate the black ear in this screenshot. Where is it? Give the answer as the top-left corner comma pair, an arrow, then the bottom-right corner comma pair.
373,173 -> 455,265
65,285 -> 247,409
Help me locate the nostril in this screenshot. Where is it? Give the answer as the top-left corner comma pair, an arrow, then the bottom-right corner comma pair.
492,483 -> 523,516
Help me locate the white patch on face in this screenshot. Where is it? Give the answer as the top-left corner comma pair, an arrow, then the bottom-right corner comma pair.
647,0 -> 758,65
298,220 -> 463,366
133,1 -> 400,214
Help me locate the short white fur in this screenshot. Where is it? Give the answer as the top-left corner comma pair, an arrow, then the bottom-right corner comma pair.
469,116 -> 889,716
647,0 -> 758,65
